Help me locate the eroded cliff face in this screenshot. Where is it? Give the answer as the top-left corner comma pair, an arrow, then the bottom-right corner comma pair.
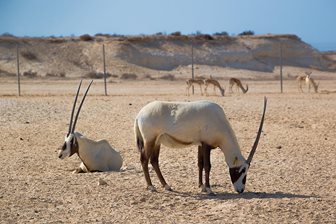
0,34 -> 334,78
116,35 -> 330,72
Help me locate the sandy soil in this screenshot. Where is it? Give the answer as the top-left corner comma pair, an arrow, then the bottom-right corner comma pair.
0,77 -> 335,223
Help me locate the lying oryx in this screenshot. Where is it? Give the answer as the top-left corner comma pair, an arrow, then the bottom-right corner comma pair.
58,80 -> 123,173
134,98 -> 267,195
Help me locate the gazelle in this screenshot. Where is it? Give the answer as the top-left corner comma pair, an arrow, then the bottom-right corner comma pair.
134,97 -> 267,195
204,77 -> 225,96
186,78 -> 205,96
229,78 -> 248,94
305,74 -> 319,93
58,80 -> 123,173
296,71 -> 311,93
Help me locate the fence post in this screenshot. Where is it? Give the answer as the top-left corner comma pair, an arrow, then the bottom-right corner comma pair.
280,42 -> 283,93
191,42 -> 194,94
103,44 -> 107,96
16,44 -> 21,96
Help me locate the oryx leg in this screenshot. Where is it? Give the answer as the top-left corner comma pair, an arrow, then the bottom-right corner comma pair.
198,143 -> 214,195
150,144 -> 172,191
73,162 -> 88,173
198,145 -> 206,192
140,141 -> 156,191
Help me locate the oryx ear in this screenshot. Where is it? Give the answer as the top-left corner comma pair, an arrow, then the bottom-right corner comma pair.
71,80 -> 93,133
68,80 -> 82,136
246,97 -> 267,165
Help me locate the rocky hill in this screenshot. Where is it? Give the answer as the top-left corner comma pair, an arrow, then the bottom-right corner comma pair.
0,34 -> 334,79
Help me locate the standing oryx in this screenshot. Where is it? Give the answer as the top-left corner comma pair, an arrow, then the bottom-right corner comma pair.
58,80 -> 123,173
134,97 -> 267,195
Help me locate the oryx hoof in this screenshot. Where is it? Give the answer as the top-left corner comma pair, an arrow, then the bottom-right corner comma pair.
164,184 -> 172,191
72,168 -> 83,174
199,184 -> 207,193
147,185 -> 157,192
205,187 -> 216,196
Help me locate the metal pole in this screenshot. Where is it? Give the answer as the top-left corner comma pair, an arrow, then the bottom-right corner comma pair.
280,42 -> 283,93
103,44 -> 107,96
16,44 -> 21,96
191,42 -> 194,94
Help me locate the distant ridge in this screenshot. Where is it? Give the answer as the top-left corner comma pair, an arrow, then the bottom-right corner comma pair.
0,34 -> 335,78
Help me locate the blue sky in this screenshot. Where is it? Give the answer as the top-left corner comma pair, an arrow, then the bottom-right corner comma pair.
0,0 -> 335,50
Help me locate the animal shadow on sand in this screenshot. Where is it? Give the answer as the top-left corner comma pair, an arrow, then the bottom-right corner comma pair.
166,190 -> 315,201
203,191 -> 315,200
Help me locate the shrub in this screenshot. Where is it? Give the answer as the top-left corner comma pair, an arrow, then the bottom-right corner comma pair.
21,51 -> 38,61
46,72 -> 66,78
159,74 -> 175,81
238,30 -> 255,36
120,73 -> 137,80
23,70 -> 38,78
195,34 -> 214,40
83,71 -> 112,79
213,31 -> 229,36
79,34 -> 94,41
171,31 -> 182,36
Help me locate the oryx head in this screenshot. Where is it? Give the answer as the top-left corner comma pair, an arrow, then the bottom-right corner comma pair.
58,80 -> 93,159
229,97 -> 267,193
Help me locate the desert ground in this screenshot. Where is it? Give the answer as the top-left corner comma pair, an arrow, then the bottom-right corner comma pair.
0,72 -> 335,223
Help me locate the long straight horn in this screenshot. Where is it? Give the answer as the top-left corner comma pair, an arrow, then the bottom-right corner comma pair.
71,80 -> 93,133
246,97 -> 267,165
68,80 -> 82,136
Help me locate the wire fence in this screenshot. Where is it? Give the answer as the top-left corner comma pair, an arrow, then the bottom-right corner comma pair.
0,38 -> 331,96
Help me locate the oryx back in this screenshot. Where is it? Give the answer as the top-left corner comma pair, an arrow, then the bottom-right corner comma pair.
135,101 -> 237,149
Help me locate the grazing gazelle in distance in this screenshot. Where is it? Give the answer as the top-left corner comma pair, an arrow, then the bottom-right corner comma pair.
204,77 -> 225,96
229,78 -> 248,94
296,71 -> 311,93
58,80 -> 123,173
305,74 -> 319,93
186,78 -> 205,96
134,97 -> 267,195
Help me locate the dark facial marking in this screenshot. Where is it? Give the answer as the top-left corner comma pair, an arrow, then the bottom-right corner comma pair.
63,137 -> 78,156
229,167 -> 246,184
69,137 -> 78,156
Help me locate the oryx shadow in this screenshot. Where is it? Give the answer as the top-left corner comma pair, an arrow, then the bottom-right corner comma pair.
196,191 -> 316,201
166,190 -> 316,201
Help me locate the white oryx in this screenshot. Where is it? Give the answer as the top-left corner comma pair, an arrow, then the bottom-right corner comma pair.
134,98 -> 267,195
58,80 -> 123,173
